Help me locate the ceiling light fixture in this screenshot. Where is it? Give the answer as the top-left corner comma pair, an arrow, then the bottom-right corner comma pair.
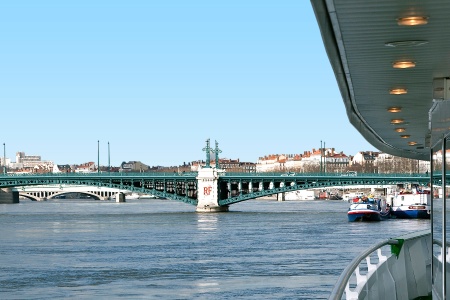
387,107 -> 402,113
391,119 -> 404,124
395,128 -> 406,132
392,61 -> 416,69
401,135 -> 411,138
390,88 -> 407,95
408,141 -> 418,146
397,16 -> 428,26
385,40 -> 429,47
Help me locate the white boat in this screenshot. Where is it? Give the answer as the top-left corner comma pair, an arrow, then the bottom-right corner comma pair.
124,193 -> 156,200
387,187 -> 431,219
284,190 -> 315,200
343,192 -> 365,202
124,193 -> 140,200
347,197 -> 390,222
137,194 -> 157,199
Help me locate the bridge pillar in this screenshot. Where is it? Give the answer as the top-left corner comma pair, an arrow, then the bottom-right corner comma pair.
0,188 -> 19,204
116,192 -> 126,203
196,166 -> 228,212
277,182 -> 285,202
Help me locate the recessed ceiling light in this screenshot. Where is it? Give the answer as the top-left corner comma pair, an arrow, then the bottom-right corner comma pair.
401,135 -> 411,138
395,128 -> 406,132
390,88 -> 407,95
385,40 -> 429,47
393,61 -> 416,69
387,107 -> 402,113
391,119 -> 404,124
397,16 -> 428,26
408,141 -> 418,146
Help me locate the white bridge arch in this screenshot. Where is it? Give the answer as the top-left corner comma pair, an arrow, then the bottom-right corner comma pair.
13,185 -> 147,201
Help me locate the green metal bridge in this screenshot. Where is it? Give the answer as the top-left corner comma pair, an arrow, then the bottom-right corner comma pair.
0,172 -> 445,207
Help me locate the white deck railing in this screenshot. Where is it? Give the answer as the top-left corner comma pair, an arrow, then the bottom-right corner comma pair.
329,230 -> 431,300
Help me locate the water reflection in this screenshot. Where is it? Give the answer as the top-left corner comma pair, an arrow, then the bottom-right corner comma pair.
196,213 -> 218,231
194,280 -> 220,294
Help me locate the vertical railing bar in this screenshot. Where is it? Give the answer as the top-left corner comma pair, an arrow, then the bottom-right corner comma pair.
442,135 -> 447,300
430,147 -> 434,285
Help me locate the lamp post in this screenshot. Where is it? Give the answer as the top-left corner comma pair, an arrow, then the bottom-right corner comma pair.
214,140 -> 222,169
320,140 -> 323,174
202,138 -> 211,168
108,141 -> 110,174
3,143 -> 5,174
97,140 -> 100,174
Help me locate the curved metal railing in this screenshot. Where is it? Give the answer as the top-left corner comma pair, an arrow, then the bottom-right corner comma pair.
329,230 -> 431,300
328,239 -> 397,299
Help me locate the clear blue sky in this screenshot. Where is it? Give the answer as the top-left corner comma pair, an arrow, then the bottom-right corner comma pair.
1,1 -> 377,167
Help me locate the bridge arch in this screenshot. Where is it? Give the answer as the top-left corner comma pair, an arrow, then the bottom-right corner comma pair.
217,174 -> 438,206
4,174 -> 199,205
19,193 -> 40,201
48,191 -> 101,200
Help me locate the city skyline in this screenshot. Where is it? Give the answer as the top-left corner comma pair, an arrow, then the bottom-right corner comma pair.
1,1 -> 378,167
1,145 -> 388,169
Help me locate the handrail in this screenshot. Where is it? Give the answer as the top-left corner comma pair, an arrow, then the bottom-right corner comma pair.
328,239 -> 397,300
0,171 -> 448,177
329,230 -> 431,300
433,238 -> 450,248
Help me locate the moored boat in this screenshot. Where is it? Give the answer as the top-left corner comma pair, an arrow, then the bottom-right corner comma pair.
347,197 -> 390,222
387,186 -> 431,219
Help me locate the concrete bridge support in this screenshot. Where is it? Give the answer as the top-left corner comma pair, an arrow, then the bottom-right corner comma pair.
0,188 -> 19,204
196,166 -> 228,212
277,182 -> 285,202
116,192 -> 126,203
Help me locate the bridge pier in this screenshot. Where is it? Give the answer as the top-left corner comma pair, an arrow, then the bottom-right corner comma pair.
116,192 -> 126,203
196,166 -> 228,212
277,182 -> 285,201
0,188 -> 19,204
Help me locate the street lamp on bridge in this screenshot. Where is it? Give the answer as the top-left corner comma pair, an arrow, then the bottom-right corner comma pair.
97,140 -> 100,174
320,140 -> 323,174
108,141 -> 110,174
3,143 -> 5,174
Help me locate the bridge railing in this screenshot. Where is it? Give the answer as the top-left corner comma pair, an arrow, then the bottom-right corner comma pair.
0,172 -> 199,177
223,172 -> 435,178
0,171 -> 445,179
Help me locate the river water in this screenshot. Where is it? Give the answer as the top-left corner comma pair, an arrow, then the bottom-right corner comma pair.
0,199 -> 431,299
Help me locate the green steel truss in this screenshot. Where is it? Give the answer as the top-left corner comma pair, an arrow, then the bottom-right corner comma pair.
0,172 -> 446,207
218,172 -> 443,206
0,173 -> 198,206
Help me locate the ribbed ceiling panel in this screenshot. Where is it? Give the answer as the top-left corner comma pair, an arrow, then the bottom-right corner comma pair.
314,0 -> 450,158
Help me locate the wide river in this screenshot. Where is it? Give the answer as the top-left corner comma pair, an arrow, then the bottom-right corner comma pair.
0,198 -> 431,299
